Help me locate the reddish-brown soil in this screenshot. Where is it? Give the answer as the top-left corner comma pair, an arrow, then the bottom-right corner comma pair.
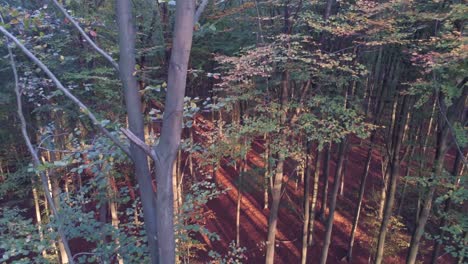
188,115 -> 455,264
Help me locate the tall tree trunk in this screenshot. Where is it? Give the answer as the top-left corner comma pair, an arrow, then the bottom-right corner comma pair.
236,154 -> 247,246
319,139 -> 347,264
265,71 -> 289,264
115,1 -> 159,263
407,87 -> 466,264
264,133 -> 270,209
406,123 -> 448,264
375,96 -> 409,264
319,143 -> 331,221
308,147 -> 324,246
153,0 -> 195,262
301,143 -> 313,264
347,141 -> 373,262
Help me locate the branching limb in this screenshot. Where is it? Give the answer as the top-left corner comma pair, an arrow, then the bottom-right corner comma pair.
120,128 -> 158,162
0,15 -> 75,264
50,0 -> 120,71
0,26 -> 131,158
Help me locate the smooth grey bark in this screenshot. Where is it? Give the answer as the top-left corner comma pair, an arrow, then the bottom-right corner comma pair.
115,2 -> 159,263
319,139 -> 347,264
153,0 -> 195,262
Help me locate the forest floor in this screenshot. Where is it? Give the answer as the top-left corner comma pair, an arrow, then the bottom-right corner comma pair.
189,115 -> 453,264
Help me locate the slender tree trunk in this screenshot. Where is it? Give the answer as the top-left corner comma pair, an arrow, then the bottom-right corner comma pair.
265,157 -> 285,264
264,133 -> 270,209
115,1 -> 159,262
308,147 -> 323,246
301,143 -> 313,264
339,154 -> 348,196
265,71 -> 289,264
347,142 -> 373,262
375,96 -> 409,264
319,139 -> 347,264
236,154 -> 246,246
319,143 -> 331,221
406,127 -> 448,264
408,85 -> 467,264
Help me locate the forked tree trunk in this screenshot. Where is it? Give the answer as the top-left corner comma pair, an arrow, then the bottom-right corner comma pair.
153,0 -> 195,262
115,1 -> 159,263
319,139 -> 347,264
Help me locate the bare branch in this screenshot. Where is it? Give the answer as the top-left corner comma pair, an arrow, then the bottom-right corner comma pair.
0,14 -> 74,264
0,25 -> 131,158
50,0 -> 120,71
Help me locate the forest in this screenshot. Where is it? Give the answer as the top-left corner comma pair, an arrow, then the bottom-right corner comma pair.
0,0 -> 466,263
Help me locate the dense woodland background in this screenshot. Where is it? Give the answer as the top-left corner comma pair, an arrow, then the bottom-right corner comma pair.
0,0 -> 466,263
